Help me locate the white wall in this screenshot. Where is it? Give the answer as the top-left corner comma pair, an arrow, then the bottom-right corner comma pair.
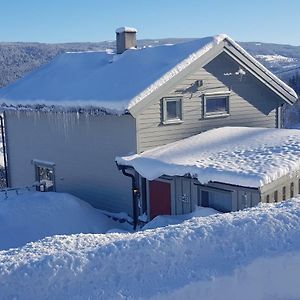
5,111 -> 137,214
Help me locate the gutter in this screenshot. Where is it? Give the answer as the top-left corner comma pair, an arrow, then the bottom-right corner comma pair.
116,162 -> 139,230
0,114 -> 8,187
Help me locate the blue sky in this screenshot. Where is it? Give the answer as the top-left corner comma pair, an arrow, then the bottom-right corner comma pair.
0,0 -> 299,45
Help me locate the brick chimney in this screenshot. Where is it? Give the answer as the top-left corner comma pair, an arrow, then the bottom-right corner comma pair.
115,27 -> 137,54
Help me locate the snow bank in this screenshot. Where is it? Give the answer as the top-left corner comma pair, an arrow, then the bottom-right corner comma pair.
0,192 -> 128,250
154,251 -> 300,300
143,206 -> 219,230
1,199 -> 300,299
117,127 -> 300,188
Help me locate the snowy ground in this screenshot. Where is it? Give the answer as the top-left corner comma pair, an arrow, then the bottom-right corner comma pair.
0,192 -> 300,299
0,191 -> 131,250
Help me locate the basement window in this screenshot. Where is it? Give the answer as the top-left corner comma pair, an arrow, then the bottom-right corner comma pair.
203,93 -> 230,118
33,159 -> 56,192
162,97 -> 183,124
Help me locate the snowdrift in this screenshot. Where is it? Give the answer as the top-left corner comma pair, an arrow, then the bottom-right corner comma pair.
1,198 -> 300,299
0,192 -> 126,250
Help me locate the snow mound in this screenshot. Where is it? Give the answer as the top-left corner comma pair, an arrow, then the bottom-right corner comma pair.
0,192 -> 127,250
117,127 -> 300,188
1,199 -> 300,299
143,206 -> 219,230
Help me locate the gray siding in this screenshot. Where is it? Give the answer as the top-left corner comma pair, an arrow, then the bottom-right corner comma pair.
137,51 -> 284,152
5,111 -> 137,214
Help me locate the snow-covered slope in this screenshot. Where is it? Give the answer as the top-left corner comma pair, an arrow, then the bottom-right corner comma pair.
0,192 -> 129,250
1,198 -> 300,299
241,42 -> 300,82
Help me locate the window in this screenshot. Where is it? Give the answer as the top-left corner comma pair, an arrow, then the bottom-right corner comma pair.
266,195 -> 270,203
274,190 -> 278,203
203,93 -> 230,118
33,160 -> 56,192
282,186 -> 286,201
162,97 -> 182,124
198,187 -> 232,212
201,190 -> 209,207
290,182 -> 294,198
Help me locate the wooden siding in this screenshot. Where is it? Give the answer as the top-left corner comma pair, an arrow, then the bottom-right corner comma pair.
136,51 -> 284,152
5,112 -> 137,214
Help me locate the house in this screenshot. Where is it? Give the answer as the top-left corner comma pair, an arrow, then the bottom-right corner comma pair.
116,126 -> 300,223
0,27 -> 298,227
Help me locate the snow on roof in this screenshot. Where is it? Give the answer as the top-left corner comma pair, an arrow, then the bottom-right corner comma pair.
0,36 -> 224,113
0,35 -> 296,114
116,127 -> 300,188
115,27 -> 137,33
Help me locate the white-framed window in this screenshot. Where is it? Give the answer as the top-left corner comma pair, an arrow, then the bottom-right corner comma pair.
203,92 -> 230,118
162,97 -> 183,124
33,159 -> 56,192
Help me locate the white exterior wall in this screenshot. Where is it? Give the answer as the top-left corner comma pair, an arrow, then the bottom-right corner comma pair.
5,111 -> 137,214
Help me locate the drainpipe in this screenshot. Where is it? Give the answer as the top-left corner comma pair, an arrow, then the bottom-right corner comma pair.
116,163 -> 139,230
0,115 -> 8,187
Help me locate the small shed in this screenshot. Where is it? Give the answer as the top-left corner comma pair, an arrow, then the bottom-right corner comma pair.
116,127 -> 300,223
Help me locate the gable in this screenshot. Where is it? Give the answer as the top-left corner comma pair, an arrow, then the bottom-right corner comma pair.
135,56 -> 280,153
129,38 -> 297,117
204,51 -> 285,115
223,39 -> 296,104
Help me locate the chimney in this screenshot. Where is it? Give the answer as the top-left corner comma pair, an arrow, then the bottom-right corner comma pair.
115,27 -> 137,54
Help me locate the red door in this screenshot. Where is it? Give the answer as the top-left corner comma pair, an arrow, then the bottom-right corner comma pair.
149,180 -> 171,219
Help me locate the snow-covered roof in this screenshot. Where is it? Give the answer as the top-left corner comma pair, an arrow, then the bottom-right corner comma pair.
0,35 -> 297,114
116,127 -> 300,188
